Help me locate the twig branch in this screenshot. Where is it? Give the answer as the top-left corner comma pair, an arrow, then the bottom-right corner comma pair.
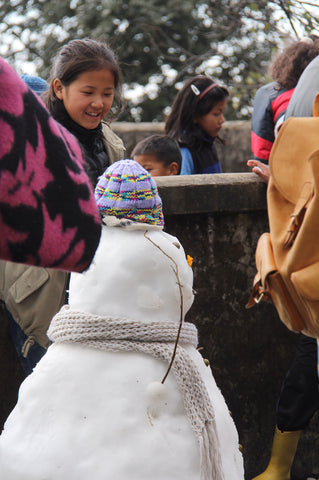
143,231 -> 184,384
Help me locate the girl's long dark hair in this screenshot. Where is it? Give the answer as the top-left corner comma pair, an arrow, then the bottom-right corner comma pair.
165,76 -> 229,146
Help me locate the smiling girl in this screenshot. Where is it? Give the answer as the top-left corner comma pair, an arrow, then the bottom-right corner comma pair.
44,39 -> 125,186
165,76 -> 229,175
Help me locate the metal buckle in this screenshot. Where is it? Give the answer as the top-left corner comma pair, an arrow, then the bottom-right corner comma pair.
254,291 -> 264,304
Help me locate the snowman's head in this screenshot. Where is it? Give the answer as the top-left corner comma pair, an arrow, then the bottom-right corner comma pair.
68,227 -> 194,323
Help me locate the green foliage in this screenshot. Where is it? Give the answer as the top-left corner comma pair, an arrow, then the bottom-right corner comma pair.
1,0 -> 318,121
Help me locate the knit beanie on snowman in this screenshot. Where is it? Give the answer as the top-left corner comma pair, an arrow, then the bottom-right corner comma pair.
94,159 -> 164,226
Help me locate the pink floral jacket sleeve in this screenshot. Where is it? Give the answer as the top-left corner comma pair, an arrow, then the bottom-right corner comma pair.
0,57 -> 101,271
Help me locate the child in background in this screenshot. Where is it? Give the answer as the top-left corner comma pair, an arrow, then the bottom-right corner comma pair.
165,75 -> 229,175
248,35 -> 319,178
132,134 -> 181,176
0,38 -> 127,386
44,38 -> 126,187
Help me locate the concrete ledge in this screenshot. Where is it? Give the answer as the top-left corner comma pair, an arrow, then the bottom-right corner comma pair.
155,172 -> 267,214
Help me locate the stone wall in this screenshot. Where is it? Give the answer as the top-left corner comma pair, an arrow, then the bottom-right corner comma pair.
1,171 -> 318,479
112,120 -> 253,173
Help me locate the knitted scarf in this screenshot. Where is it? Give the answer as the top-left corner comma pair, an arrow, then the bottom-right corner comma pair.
49,306 -> 225,480
53,102 -> 110,187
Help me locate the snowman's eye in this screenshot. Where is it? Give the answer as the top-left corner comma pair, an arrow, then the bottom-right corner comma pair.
172,242 -> 180,249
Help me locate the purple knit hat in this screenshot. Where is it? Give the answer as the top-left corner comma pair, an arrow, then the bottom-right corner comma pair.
94,159 -> 164,226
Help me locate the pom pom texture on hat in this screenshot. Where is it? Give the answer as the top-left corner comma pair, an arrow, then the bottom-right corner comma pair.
94,160 -> 164,226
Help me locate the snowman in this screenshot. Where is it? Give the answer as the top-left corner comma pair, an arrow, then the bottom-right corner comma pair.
0,160 -> 244,480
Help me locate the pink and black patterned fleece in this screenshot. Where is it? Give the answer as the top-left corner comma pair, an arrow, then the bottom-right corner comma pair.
0,57 -> 101,272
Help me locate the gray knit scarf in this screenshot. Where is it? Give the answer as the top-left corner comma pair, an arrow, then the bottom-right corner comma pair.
48,306 -> 225,480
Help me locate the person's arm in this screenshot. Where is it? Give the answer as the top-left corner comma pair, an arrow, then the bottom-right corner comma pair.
0,56 -> 101,272
247,159 -> 270,183
180,147 -> 195,175
251,85 -> 275,162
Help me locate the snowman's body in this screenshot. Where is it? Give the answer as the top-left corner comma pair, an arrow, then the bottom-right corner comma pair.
0,225 -> 244,480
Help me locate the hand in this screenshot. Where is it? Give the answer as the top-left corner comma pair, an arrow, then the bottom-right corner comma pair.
247,159 -> 270,184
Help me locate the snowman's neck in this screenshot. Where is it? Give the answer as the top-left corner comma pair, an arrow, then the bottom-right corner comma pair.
49,306 -> 198,348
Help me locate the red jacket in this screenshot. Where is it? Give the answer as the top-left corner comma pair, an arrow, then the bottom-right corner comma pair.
251,82 -> 294,162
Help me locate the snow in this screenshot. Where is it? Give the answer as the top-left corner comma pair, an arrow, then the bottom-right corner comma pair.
68,227 -> 194,323
0,223 -> 244,479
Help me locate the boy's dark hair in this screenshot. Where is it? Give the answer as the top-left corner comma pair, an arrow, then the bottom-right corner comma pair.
132,135 -> 182,174
44,38 -> 124,118
271,37 -> 319,90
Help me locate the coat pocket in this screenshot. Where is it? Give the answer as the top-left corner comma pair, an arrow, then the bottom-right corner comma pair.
246,233 -> 305,333
8,267 -> 49,303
